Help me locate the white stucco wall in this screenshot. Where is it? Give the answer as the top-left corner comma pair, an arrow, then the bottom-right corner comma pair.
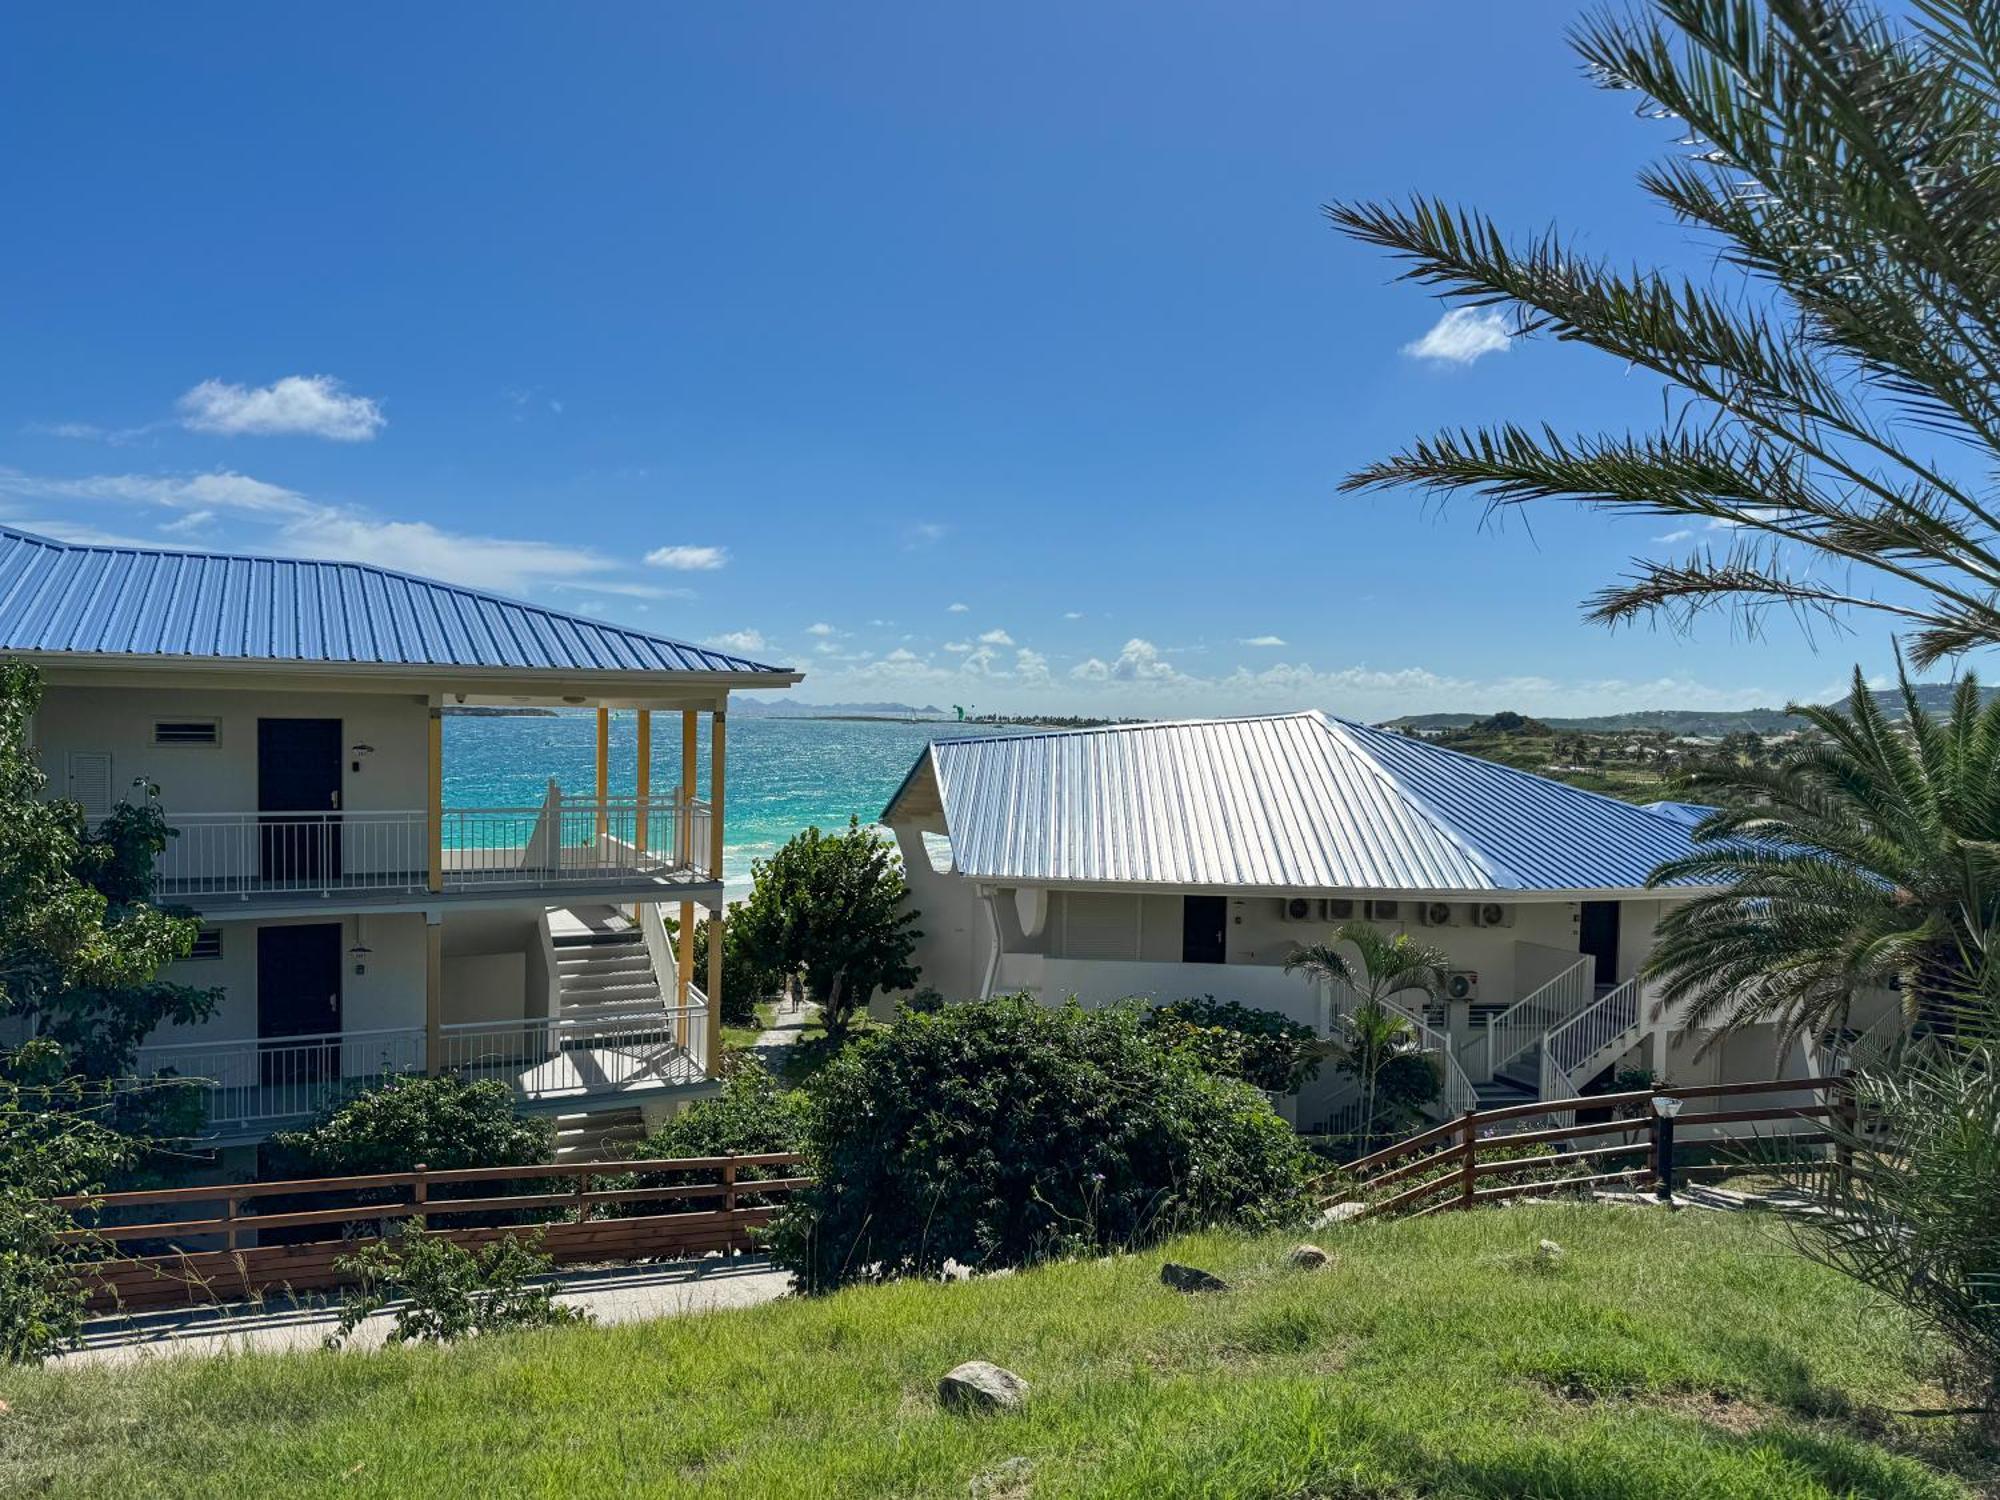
37,684 -> 429,817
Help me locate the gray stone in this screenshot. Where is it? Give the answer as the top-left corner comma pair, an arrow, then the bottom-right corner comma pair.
1536,1238 -> 1564,1261
1315,1201 -> 1366,1227
938,1360 -> 1029,1413
1287,1243 -> 1330,1270
1160,1262 -> 1231,1293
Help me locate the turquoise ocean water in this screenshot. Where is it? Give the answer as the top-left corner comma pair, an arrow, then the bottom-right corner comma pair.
443,713 -> 1030,894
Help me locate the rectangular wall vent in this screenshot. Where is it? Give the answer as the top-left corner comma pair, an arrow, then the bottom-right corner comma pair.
188,928 -> 223,961
153,720 -> 220,746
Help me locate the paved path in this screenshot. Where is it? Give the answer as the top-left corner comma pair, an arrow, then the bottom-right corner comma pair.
57,1256 -> 794,1367
745,999 -> 814,1073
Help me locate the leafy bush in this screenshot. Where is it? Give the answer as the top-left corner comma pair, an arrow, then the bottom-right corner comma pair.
765,996 -> 1315,1291
732,818 -> 921,1035
665,912 -> 773,1028
265,1073 -> 551,1177
611,1057 -> 808,1215
1139,996 -> 1323,1094
0,1041 -> 139,1365
261,1074 -> 553,1235
325,1231 -> 588,1348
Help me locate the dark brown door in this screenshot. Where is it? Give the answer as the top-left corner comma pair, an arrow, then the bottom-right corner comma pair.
258,718 -> 343,883
1579,901 -> 1621,987
1181,895 -> 1228,965
258,923 -> 342,1083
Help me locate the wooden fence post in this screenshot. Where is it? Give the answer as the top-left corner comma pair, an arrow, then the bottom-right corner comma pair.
575,1168 -> 592,1224
722,1161 -> 739,1256
1458,1110 -> 1478,1210
412,1163 -> 428,1234
223,1192 -> 240,1253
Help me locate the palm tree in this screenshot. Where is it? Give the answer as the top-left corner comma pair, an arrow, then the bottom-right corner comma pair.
1642,665 -> 2000,1053
1330,0 -> 2000,670
1286,923 -> 1450,1145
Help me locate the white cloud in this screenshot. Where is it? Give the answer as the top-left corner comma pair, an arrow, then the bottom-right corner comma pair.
905,521 -> 948,548
1063,610 -> 1085,620
1239,635 -> 1287,647
1653,529 -> 1694,545
943,641 -> 972,654
1402,307 -> 1511,365
977,627 -> 1015,646
707,629 -> 769,654
547,578 -> 692,601
645,544 -> 729,571
1015,648 -> 1051,686
805,622 -> 836,637
177,375 -> 386,441
883,647 -> 922,664
0,466 -> 636,597
947,602 -> 970,613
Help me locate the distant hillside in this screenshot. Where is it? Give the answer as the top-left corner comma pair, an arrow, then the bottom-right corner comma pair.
1386,683 -> 2000,737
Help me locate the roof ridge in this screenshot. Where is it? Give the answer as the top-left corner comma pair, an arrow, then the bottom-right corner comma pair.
1315,716 -> 1524,890
927,708 -> 1321,750
1339,714 -> 1706,831
0,524 -> 792,675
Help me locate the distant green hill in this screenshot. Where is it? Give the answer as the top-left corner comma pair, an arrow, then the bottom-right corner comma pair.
1384,682 -> 2000,737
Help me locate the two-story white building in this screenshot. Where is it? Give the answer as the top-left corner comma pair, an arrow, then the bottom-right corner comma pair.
3,525 -> 801,1160
882,712 -> 1862,1131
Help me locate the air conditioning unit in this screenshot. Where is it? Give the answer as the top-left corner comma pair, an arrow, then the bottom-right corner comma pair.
1277,896 -> 1316,923
1365,899 -> 1402,922
1416,900 -> 1456,928
1445,969 -> 1480,1002
1468,902 -> 1513,928
1324,897 -> 1357,921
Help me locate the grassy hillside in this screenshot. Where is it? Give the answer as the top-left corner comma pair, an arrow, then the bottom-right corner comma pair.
4,1207 -> 1988,1499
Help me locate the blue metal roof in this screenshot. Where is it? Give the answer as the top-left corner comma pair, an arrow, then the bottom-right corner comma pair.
890,711 -> 1713,894
0,526 -> 798,678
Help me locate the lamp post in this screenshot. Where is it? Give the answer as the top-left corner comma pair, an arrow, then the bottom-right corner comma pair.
1651,1094 -> 1684,1202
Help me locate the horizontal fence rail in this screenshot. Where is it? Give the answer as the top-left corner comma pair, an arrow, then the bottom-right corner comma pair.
1321,1075 -> 1851,1222
154,794 -> 714,899
52,1152 -> 811,1312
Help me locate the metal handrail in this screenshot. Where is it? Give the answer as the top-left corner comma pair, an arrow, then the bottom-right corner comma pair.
1460,955 -> 1595,1079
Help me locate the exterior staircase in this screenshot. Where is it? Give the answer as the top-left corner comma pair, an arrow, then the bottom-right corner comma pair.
553,1107 -> 647,1161
549,905 -> 665,1025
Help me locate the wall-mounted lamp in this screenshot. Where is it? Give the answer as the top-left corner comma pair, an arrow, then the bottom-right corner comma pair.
350,742 -> 374,774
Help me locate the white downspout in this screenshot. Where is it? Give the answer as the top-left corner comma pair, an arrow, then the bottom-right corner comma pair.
980,886 -> 1004,1000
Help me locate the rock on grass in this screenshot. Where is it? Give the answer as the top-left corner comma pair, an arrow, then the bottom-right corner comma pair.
938,1360 -> 1029,1413
1160,1263 -> 1231,1293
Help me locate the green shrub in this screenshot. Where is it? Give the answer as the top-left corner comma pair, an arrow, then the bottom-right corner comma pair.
765,996 -> 1315,1291
265,1073 -> 551,1177
731,818 -> 921,1036
325,1231 -> 588,1348
666,913 -> 772,1028
611,1057 -> 808,1215
261,1074 -> 553,1235
1137,996 -> 1323,1094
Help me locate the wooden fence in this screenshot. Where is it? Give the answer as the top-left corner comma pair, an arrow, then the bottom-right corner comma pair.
1324,1076 -> 1850,1220
52,1153 -> 811,1314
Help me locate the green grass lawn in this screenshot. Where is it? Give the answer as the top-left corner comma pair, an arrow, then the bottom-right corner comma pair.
5,1207 -> 1990,1499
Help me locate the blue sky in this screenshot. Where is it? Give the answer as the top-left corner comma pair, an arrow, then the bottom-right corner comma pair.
0,3 -> 1914,718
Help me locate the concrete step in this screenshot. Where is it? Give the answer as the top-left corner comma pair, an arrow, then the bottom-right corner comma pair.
547,905 -> 635,944
552,1107 -> 648,1162
560,967 -> 658,994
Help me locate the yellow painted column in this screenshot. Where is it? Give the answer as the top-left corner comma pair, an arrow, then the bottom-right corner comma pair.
425,917 -> 444,1075
594,706 -> 610,841
426,708 -> 444,894
634,709 -> 652,859
676,709 -> 697,1029
705,702 -> 726,1075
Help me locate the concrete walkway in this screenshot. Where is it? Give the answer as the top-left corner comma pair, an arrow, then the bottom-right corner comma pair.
745,998 -> 814,1073
57,1256 -> 794,1367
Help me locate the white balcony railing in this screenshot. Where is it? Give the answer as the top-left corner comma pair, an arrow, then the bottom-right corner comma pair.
134,991 -> 712,1131
154,788 -> 714,899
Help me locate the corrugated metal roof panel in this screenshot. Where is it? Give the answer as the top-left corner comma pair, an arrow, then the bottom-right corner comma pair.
0,526 -> 796,678
911,711 -> 1710,894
